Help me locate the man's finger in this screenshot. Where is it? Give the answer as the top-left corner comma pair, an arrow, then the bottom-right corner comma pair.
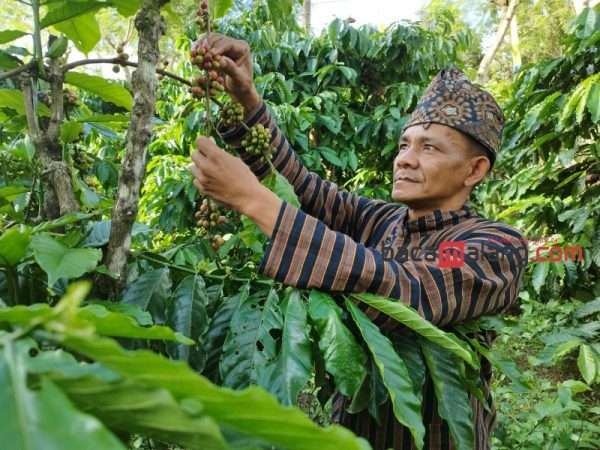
196,136 -> 227,160
209,38 -> 248,60
218,55 -> 246,81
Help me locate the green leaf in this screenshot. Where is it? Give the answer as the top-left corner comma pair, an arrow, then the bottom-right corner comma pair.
53,11 -> 101,54
0,226 -> 31,266
30,234 -> 102,286
57,332 -> 371,450
111,0 -> 141,17
121,268 -> 171,324
203,289 -> 246,382
577,344 -> 597,385
0,340 -> 126,450
79,304 -> 193,344
27,347 -> 228,450
220,289 -> 282,391
65,72 -> 132,110
466,337 -> 531,392
271,290 -> 313,405
320,146 -> 344,167
531,261 -> 550,293
40,1 -> 105,28
346,299 -> 425,449
0,50 -> 22,70
575,298 -> 600,318
210,0 -> 234,18
307,290 -> 367,397
350,293 -> 479,369
273,172 -> 300,208
587,81 -> 600,123
0,89 -> 51,117
60,121 -> 84,143
421,339 -> 474,450
0,30 -> 27,45
168,275 -> 209,366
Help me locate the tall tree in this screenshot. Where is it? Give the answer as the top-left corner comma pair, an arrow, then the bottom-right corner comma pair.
476,0 -> 520,83
104,0 -> 166,293
303,0 -> 311,32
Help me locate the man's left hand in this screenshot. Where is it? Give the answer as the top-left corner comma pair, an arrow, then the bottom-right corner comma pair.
189,137 -> 282,236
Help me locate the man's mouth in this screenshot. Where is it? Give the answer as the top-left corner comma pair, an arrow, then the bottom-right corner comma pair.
395,176 -> 419,183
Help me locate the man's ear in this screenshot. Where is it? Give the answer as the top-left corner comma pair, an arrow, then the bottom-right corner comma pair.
464,156 -> 490,188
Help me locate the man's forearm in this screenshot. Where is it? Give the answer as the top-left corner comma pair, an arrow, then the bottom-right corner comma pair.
240,183 -> 283,237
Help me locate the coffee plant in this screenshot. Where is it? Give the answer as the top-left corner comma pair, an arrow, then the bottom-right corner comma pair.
0,0 -> 599,449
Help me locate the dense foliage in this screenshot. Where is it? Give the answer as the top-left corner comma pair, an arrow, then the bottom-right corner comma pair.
0,1 -> 599,449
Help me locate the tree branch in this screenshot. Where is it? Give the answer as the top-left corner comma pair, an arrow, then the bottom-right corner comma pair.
62,57 -> 191,86
0,61 -> 36,82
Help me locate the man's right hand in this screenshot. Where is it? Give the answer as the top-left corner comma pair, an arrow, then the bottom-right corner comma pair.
200,34 -> 261,114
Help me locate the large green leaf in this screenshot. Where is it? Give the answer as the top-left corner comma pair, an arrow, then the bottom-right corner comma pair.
350,293 -> 479,369
0,340 -> 125,450
40,1 -> 105,28
0,302 -> 192,344
420,339 -> 474,450
30,234 -> 102,286
577,344 -> 597,385
121,268 -> 171,324
271,290 -> 313,405
220,289 -> 283,392
203,289 -> 246,382
53,11 -> 100,54
587,80 -> 600,123
168,275 -> 209,367
0,89 -> 51,117
65,72 -> 133,110
55,331 -> 371,449
0,226 -> 31,266
307,290 -> 367,397
0,30 -> 27,44
346,299 -> 425,449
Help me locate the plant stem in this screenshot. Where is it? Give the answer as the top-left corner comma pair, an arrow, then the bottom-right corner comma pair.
0,61 -> 36,82
31,0 -> 45,76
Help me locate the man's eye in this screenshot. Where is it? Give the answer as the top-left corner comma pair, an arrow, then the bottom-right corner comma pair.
424,144 -> 436,151
398,144 -> 408,151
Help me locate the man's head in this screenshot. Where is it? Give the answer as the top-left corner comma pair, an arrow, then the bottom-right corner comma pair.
392,67 -> 503,211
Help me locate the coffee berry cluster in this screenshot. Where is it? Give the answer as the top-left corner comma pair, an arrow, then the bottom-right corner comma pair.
195,0 -> 211,32
190,39 -> 226,99
241,123 -> 272,156
112,43 -> 129,73
195,198 -> 228,250
218,101 -> 244,128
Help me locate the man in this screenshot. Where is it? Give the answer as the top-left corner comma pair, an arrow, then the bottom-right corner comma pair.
189,35 -> 527,450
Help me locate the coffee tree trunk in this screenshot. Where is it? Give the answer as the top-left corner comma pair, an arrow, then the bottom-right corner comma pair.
21,60 -> 80,219
476,0 -> 520,83
104,0 -> 165,294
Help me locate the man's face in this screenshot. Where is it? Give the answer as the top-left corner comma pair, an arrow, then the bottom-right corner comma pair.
392,123 -> 479,207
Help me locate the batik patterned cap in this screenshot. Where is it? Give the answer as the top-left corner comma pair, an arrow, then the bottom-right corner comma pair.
403,66 -> 504,164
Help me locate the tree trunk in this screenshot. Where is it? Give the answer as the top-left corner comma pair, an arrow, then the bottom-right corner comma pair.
21,60 -> 80,219
103,0 -> 165,294
476,0 -> 520,84
510,12 -> 522,72
303,0 -> 311,33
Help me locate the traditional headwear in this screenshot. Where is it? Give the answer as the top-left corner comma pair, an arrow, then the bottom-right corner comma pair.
403,66 -> 504,165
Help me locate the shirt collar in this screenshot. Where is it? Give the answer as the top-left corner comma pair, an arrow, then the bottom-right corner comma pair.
401,203 -> 473,233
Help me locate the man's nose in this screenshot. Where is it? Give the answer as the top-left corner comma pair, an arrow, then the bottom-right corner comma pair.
394,146 -> 419,169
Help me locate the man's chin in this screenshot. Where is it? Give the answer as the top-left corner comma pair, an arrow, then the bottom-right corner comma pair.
391,190 -> 420,203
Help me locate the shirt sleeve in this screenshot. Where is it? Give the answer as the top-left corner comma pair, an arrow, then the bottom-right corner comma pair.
260,202 -> 528,331
220,101 -> 399,241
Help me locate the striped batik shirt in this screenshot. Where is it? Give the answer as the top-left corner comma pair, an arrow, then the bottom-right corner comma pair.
221,101 -> 528,450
